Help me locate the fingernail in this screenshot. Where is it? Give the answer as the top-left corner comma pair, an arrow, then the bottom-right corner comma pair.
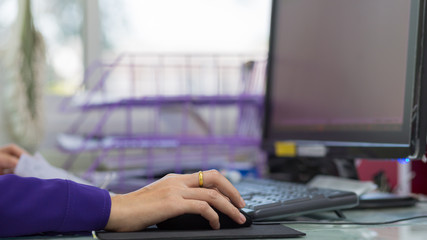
239,213 -> 247,224
240,197 -> 246,207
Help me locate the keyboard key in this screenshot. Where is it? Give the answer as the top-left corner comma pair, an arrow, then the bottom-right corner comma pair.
235,178 -> 359,219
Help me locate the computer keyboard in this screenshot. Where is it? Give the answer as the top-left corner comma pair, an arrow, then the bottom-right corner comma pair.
234,178 -> 359,220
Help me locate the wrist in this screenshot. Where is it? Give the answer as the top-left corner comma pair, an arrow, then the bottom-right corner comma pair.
105,194 -> 127,231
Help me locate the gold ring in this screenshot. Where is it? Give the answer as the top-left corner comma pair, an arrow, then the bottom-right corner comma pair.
198,171 -> 204,187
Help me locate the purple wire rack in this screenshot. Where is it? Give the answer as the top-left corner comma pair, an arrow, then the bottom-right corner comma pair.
58,53 -> 267,187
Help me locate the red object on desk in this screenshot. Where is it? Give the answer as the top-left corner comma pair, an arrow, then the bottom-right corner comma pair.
411,160 -> 427,194
357,159 -> 427,194
356,159 -> 398,190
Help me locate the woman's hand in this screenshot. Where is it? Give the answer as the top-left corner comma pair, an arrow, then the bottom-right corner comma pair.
105,169 -> 246,231
0,144 -> 27,175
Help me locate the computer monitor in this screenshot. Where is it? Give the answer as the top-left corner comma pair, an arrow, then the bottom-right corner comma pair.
263,0 -> 427,160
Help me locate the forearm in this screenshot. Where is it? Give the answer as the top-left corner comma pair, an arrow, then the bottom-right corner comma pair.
0,175 -> 111,237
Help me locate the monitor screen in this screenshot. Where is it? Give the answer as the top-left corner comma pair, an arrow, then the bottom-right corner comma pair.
264,0 -> 427,159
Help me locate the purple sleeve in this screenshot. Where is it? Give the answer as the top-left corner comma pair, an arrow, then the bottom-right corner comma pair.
0,174 -> 111,237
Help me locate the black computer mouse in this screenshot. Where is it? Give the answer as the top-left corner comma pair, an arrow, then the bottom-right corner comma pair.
156,208 -> 252,230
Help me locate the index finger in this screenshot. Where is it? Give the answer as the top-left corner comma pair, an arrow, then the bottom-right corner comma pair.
185,170 -> 246,208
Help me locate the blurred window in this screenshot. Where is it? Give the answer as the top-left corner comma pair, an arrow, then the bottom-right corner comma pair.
32,0 -> 84,95
97,0 -> 271,96
0,0 -> 18,46
99,0 -> 271,55
2,0 -> 271,95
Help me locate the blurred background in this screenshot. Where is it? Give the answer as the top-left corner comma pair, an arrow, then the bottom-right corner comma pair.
0,0 -> 272,190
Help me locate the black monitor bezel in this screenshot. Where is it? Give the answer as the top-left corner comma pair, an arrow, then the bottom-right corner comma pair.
263,0 -> 427,159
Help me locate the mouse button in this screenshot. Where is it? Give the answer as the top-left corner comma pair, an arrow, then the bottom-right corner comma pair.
215,209 -> 252,229
156,214 -> 210,230
239,209 -> 253,226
